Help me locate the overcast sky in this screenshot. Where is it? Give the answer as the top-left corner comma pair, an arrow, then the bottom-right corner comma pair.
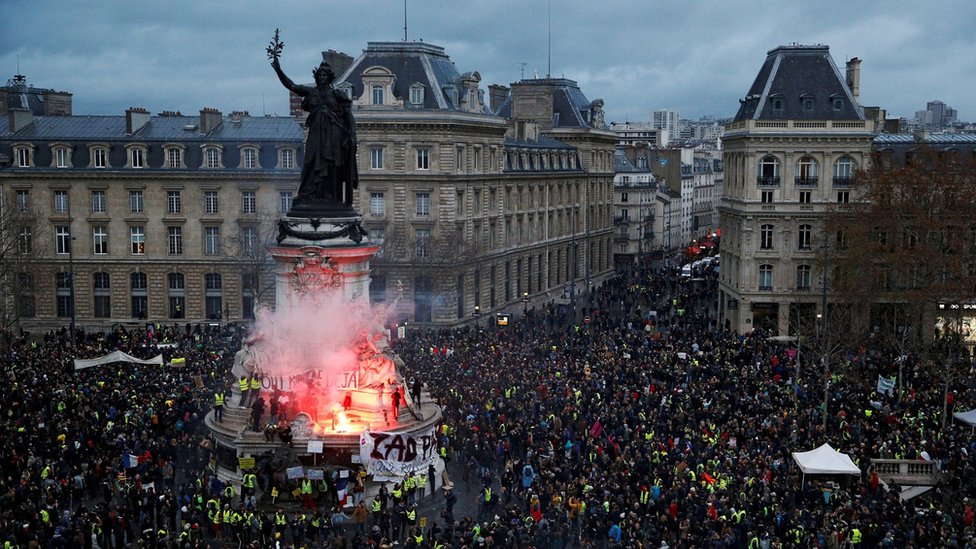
2,0 -> 973,124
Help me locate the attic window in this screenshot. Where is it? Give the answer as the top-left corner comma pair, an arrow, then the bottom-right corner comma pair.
832,98 -> 844,111
409,84 -> 424,106
772,98 -> 784,111
371,85 -> 385,105
802,96 -> 814,112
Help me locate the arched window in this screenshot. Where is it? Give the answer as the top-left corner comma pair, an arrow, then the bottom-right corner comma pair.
833,156 -> 855,186
757,155 -> 780,186
795,156 -> 819,186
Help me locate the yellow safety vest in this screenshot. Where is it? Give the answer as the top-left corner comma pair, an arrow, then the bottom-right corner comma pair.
301,479 -> 313,494
406,509 -> 416,521
275,512 -> 287,525
239,378 -> 249,392
484,488 -> 492,502
372,499 -> 382,512
417,474 -> 427,488
250,377 -> 261,390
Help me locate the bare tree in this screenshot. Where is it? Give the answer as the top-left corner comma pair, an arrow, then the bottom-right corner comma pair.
224,211 -> 279,317
0,197 -> 45,338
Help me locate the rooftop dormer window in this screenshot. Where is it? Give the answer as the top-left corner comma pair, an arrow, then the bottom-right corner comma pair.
800,94 -> 814,112
409,84 -> 425,106
831,94 -> 844,111
357,66 -> 401,109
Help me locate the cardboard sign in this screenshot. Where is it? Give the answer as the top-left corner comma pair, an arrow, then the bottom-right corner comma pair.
286,466 -> 305,480
239,457 -> 255,470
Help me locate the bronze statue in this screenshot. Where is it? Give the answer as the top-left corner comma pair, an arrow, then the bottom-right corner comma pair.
269,30 -> 359,211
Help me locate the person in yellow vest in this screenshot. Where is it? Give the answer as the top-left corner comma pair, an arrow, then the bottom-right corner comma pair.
300,477 -> 315,510
850,524 -> 862,545
404,472 -> 417,504
242,471 -> 257,498
391,482 -> 403,503
239,376 -> 250,406
274,509 -> 288,537
371,494 -> 383,527
417,472 -> 428,500
249,374 -> 261,398
406,503 -> 418,526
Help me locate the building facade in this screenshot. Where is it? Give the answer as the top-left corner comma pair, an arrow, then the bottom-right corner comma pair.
612,149 -> 657,272
717,45 -> 875,334
0,102 -> 303,332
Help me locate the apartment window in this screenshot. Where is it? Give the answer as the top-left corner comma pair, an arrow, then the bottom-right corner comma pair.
54,190 -> 69,213
416,148 -> 430,170
837,191 -> 850,203
130,273 -> 147,319
370,147 -> 384,170
279,192 -> 293,213
835,230 -> 848,250
205,226 -> 221,255
370,192 -> 385,216
621,192 -> 629,203
130,226 -> 145,255
92,226 -> 108,255
241,191 -> 256,214
205,147 -> 220,168
168,272 -> 185,319
415,192 -> 431,216
409,85 -> 424,105
56,272 -> 73,318
757,155 -> 780,185
242,147 -> 258,169
798,191 -> 811,204
15,190 -> 29,212
415,229 -> 430,258
759,264 -> 773,291
761,190 -> 773,204
242,273 -> 257,319
796,265 -> 812,291
371,85 -> 385,105
280,148 -> 295,169
760,224 -> 774,250
474,148 -> 482,172
17,273 -> 35,318
18,226 -> 31,254
241,226 -> 258,256
798,224 -> 812,250
166,147 -> 183,168
55,147 -> 70,168
16,147 -> 31,167
167,191 -> 182,214
55,226 -> 71,255
368,229 -> 385,254
168,226 -> 183,255
91,190 -> 106,213
129,190 -> 144,213
456,146 -> 465,173
129,147 -> 145,168
93,272 -> 111,318
205,191 -> 219,214
92,148 -> 108,169
833,156 -> 855,185
795,156 -> 819,185
205,273 -> 223,320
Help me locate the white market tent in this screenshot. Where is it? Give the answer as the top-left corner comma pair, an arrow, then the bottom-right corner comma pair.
792,443 -> 861,487
953,409 -> 976,430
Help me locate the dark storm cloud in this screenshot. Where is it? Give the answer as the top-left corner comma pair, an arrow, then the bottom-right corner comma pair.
2,0 -> 973,123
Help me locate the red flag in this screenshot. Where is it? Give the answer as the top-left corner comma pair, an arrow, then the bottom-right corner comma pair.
589,420 -> 603,439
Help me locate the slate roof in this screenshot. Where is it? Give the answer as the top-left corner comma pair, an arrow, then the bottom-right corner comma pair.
874,133 -> 976,145
336,42 -> 490,113
0,114 -> 303,141
493,78 -> 599,129
1,75 -> 64,115
733,45 -> 863,123
504,135 -> 575,150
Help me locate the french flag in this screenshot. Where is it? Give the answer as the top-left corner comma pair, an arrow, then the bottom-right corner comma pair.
123,454 -> 139,469
335,477 -> 349,507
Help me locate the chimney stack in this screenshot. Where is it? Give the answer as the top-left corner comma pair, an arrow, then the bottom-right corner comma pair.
126,107 -> 150,134
7,108 -> 33,133
42,90 -> 72,116
488,84 -> 509,114
199,107 -> 223,134
846,58 -> 861,106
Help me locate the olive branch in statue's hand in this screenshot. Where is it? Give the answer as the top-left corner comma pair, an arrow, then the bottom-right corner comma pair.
267,28 -> 284,62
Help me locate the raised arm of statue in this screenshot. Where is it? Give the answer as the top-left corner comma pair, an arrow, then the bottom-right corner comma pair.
271,58 -> 308,97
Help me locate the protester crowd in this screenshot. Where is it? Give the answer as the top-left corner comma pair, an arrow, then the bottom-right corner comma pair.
0,261 -> 974,548
393,268 -> 976,548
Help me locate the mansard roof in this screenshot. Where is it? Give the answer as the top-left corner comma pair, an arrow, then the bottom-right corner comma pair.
733,45 -> 863,123
494,78 -> 602,129
0,113 -> 302,142
337,41 -> 490,113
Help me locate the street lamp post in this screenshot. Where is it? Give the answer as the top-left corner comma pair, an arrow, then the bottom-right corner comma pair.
473,305 -> 481,328
68,230 -> 76,350
522,291 -> 529,315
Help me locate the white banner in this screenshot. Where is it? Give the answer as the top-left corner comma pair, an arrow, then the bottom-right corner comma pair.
876,375 -> 896,396
74,351 -> 164,370
359,427 -> 438,478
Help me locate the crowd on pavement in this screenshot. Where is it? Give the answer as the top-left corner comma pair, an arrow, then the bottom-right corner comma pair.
0,261 -> 974,548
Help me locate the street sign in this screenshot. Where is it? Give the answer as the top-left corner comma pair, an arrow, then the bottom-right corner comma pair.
583,316 -> 591,324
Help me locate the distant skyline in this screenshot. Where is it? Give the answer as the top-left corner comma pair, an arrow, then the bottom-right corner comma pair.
2,0 -> 973,124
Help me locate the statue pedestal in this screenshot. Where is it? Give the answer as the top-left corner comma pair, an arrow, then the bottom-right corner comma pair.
271,215 -> 378,313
